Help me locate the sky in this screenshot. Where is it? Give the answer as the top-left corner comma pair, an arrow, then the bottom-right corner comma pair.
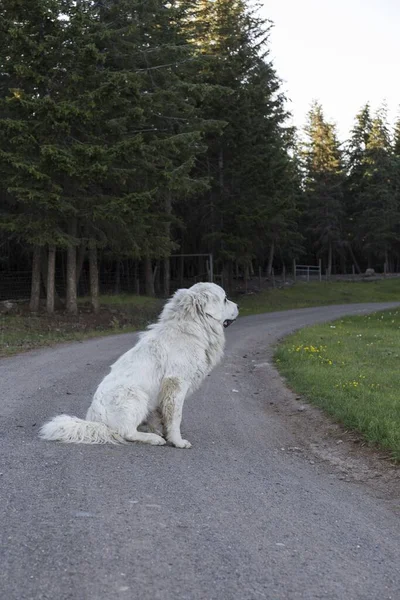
259,0 -> 400,141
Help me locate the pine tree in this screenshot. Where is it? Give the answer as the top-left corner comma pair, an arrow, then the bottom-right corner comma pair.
70,0 -> 212,299
393,116 -> 400,269
302,102 -> 344,275
1,0 -> 213,310
0,0 -> 72,312
394,117 -> 400,156
180,0 -> 301,283
343,104 -> 373,272
355,106 -> 400,269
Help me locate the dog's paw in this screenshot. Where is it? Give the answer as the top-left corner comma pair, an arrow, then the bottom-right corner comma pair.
148,433 -> 167,445
172,439 -> 192,449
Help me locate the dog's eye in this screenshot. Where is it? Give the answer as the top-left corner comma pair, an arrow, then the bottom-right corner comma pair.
224,297 -> 227,303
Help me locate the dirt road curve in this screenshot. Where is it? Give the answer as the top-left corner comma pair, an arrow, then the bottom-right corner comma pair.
1,303 -> 399,600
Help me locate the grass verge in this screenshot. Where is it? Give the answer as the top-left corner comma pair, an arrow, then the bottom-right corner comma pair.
0,296 -> 162,358
274,309 -> 400,461
2,278 -> 400,358
239,278 -> 400,316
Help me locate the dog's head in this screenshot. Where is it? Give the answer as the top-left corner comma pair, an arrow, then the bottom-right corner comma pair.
163,283 -> 239,328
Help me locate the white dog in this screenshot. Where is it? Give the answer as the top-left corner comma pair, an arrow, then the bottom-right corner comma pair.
39,283 -> 239,448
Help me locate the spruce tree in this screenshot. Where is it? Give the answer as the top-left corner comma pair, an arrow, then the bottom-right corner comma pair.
394,117 -> 400,156
1,0 -> 213,309
180,0 -> 301,282
302,102 -> 344,275
0,0 -> 72,311
356,106 -> 400,269
343,104 -> 373,272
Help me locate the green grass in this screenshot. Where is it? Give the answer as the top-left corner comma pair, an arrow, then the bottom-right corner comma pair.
238,278 -> 400,316
0,295 -> 162,357
2,278 -> 400,359
77,293 -> 161,308
275,309 -> 400,461
0,315 -> 100,356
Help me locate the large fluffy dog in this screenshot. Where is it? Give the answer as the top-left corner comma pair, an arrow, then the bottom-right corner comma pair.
40,283 -> 238,448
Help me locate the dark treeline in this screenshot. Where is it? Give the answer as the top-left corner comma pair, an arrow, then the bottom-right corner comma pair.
0,1 -> 399,312
302,101 -> 400,278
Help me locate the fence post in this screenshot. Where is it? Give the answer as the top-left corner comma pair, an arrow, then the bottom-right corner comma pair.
272,268 -> 275,288
307,266 -> 310,282
318,258 -> 322,282
282,264 -> 286,284
293,259 -> 296,282
152,264 -> 158,285
258,266 -> 262,289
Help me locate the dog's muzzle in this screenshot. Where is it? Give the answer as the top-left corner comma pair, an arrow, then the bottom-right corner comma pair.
223,319 -> 235,328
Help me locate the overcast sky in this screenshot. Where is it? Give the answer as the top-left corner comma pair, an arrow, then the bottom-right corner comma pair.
260,0 -> 400,140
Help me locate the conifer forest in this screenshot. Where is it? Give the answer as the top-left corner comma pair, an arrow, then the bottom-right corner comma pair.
1,1 -> 400,311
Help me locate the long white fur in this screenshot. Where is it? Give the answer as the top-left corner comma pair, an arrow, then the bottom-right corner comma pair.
39,283 -> 239,448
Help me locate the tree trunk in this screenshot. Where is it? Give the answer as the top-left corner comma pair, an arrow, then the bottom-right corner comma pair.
154,260 -> 160,294
227,261 -> 234,296
384,249 -> 389,275
115,260 -> 121,294
267,241 -> 275,276
207,158 -> 217,261
134,261 -> 140,295
29,245 -> 41,312
348,243 -> 362,274
145,256 -> 155,296
40,252 -> 48,295
46,245 -> 56,315
163,191 -> 172,297
218,146 -> 225,255
76,242 -> 86,293
218,146 -> 224,191
126,260 -> 131,291
327,242 -> 333,278
340,252 -> 346,274
89,246 -> 99,314
41,252 -> 63,310
163,257 -> 170,297
179,251 -> 184,287
66,218 -> 78,315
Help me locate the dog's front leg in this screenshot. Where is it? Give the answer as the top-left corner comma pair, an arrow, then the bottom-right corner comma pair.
159,377 -> 191,449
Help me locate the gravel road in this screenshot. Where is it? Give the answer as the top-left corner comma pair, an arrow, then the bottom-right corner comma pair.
1,303 -> 399,600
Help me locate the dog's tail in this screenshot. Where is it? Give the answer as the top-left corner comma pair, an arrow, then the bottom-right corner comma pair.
39,414 -> 125,445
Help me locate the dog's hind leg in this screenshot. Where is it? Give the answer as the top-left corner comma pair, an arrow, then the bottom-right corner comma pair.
125,430 -> 166,445
105,387 -> 166,446
138,408 -> 164,437
159,377 -> 191,449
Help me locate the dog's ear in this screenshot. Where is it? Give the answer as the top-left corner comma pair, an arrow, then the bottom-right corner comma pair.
159,288 -> 197,321
173,288 -> 195,311
174,288 -> 217,320
175,289 -> 207,318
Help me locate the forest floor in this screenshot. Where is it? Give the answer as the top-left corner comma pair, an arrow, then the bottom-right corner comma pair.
0,295 -> 162,357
